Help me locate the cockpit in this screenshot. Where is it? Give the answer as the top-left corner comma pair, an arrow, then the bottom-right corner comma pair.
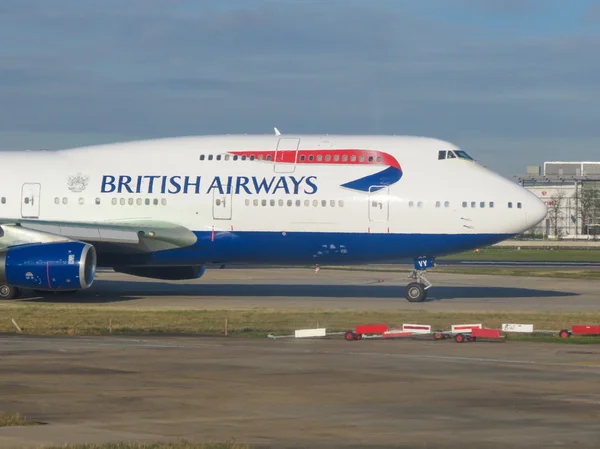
438,150 -> 474,161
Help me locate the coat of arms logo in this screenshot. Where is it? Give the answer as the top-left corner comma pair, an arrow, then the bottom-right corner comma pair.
67,173 -> 90,193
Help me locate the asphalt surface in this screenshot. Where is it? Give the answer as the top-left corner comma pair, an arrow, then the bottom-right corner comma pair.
15,267 -> 600,312
1,335 -> 600,448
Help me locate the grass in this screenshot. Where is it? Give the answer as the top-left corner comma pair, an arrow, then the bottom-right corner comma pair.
0,411 -> 39,427
439,247 -> 600,262
2,304 -> 600,343
314,264 -> 600,279
42,443 -> 250,449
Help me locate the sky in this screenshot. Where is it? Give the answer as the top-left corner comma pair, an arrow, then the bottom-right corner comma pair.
1,0 -> 599,177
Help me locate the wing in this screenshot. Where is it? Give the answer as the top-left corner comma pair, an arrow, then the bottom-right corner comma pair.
0,218 -> 198,253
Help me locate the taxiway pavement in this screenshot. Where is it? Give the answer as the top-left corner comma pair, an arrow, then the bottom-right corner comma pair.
1,334 -> 600,448
16,267 -> 600,312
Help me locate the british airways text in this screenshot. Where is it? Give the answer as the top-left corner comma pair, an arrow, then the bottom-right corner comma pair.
101,175 -> 318,195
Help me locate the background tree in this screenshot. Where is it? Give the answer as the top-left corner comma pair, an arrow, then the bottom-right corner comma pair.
578,186 -> 600,235
547,190 -> 566,238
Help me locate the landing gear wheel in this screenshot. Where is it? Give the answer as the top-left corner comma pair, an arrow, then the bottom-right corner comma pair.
559,329 -> 571,338
405,282 -> 426,302
455,333 -> 466,343
0,285 -> 21,300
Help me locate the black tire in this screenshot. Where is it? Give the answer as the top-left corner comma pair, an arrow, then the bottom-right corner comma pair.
344,331 -> 355,341
455,333 -> 465,343
559,329 -> 570,338
0,285 -> 20,300
405,282 -> 426,302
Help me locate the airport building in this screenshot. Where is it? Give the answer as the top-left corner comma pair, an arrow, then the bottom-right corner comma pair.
518,162 -> 600,239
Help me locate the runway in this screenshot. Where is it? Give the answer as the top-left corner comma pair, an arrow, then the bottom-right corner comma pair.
16,267 -> 600,312
1,334 -> 600,448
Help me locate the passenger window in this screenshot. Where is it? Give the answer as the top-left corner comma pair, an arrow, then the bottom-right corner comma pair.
480,202 -> 485,208
359,156 -> 365,162
334,155 -> 340,162
128,198 -> 134,205
313,199 -> 318,207
261,199 -> 266,206
270,199 -> 275,206
154,199 -> 159,205
258,155 -> 263,161
216,155 -> 222,161
95,198 -> 101,205
137,198 -> 142,205
471,201 -> 476,208
233,155 -> 239,161
508,202 -> 513,208
409,201 -> 414,207
54,197 -> 60,204
161,198 -> 167,205
489,202 -> 494,208
245,199 -> 250,206
224,155 -> 230,161
317,155 -> 322,162
304,199 -> 309,206
377,156 -> 382,162
435,201 -> 441,208
342,155 -> 348,162
241,156 -> 247,161
78,197 -> 84,205
321,200 -> 327,207
120,198 -> 125,205
417,201 -> 423,208
200,155 -> 205,161
208,155 -> 213,161
438,150 -> 446,160
462,202 -> 467,208
254,199 -> 259,206
296,200 -> 301,207
278,199 -> 284,206
266,155 -> 272,161
330,200 -> 335,207
250,155 -> 255,161
145,199 -> 150,205
300,155 -> 306,161
326,155 -> 331,162
517,202 -> 522,209
368,156 -> 373,162
444,201 -> 450,208
351,155 -> 356,162
111,198 -> 117,205
309,155 -> 314,161
287,199 -> 292,206
339,200 -> 344,207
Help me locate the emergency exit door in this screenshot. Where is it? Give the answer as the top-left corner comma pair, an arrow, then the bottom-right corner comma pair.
368,185 -> 390,222
21,183 -> 41,218
212,185 -> 232,220
274,137 -> 300,173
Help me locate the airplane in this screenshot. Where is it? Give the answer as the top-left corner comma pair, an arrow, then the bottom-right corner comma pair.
0,133 -> 547,303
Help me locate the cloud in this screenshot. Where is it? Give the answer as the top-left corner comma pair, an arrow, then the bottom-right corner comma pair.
0,0 -> 599,176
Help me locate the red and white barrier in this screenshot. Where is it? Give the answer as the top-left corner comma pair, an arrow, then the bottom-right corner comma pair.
402,323 -> 431,334
451,323 -> 481,333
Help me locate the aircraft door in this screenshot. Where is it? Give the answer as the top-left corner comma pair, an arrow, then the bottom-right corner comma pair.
212,184 -> 232,220
21,183 -> 41,219
368,185 -> 389,223
274,137 -> 300,173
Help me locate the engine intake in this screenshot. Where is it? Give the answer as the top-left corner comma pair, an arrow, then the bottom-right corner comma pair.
0,241 -> 97,291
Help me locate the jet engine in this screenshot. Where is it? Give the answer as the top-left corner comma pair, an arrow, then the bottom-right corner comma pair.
0,241 -> 97,291
112,265 -> 206,280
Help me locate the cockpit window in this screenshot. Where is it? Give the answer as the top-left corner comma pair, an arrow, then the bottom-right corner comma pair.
438,149 -> 474,161
455,150 -> 474,160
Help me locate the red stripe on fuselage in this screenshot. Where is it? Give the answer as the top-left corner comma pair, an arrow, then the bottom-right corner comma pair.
227,149 -> 401,169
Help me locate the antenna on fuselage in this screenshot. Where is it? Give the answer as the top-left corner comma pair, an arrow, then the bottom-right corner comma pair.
274,127 -> 281,136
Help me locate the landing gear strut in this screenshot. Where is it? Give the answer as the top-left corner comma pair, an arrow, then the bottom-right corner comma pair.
0,285 -> 21,300
404,256 -> 435,303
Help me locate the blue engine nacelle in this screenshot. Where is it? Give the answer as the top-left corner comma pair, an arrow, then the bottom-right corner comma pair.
0,241 -> 97,291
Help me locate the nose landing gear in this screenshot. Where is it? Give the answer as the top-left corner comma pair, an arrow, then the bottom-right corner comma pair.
404,256 -> 435,303
0,284 -> 21,300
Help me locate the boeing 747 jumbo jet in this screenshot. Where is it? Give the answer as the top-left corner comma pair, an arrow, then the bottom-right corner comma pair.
0,133 -> 547,302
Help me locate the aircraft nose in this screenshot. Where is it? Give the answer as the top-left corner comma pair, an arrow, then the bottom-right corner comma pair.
526,194 -> 547,229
